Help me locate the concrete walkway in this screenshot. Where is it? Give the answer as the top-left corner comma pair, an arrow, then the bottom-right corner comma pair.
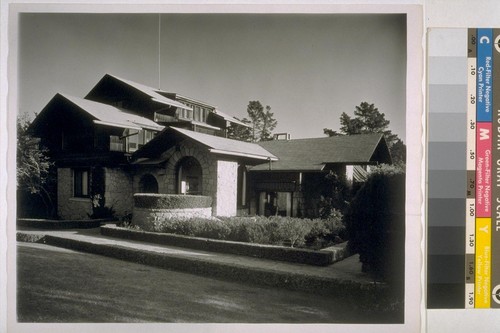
17,226 -> 377,296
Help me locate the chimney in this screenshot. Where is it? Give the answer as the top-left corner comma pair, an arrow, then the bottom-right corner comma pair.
273,133 -> 291,141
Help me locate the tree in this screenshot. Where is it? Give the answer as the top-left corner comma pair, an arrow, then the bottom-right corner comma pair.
324,102 -> 405,164
227,117 -> 253,142
259,105 -> 278,141
389,138 -> 407,166
245,101 -> 278,142
17,115 -> 56,217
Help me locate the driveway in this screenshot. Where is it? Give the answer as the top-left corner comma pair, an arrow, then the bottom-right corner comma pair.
17,242 -> 392,323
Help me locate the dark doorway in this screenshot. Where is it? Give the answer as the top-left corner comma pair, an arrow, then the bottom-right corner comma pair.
139,174 -> 159,193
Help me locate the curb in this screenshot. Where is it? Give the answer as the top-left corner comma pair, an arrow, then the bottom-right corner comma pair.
17,231 -> 381,297
17,218 -> 115,229
101,225 -> 347,266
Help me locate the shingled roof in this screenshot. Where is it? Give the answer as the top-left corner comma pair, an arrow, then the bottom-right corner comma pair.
30,93 -> 164,133
133,127 -> 277,163
86,74 -> 191,111
250,134 -> 391,171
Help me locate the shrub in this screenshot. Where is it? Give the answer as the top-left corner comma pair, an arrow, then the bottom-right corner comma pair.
345,164 -> 405,286
267,216 -> 312,248
149,216 -> 231,240
223,217 -> 272,244
305,210 -> 346,249
88,193 -> 116,219
133,215 -> 344,249
134,194 -> 212,209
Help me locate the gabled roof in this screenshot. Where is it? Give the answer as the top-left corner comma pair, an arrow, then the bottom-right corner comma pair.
133,126 -> 277,162
32,93 -> 164,132
250,133 -> 391,171
86,74 -> 191,110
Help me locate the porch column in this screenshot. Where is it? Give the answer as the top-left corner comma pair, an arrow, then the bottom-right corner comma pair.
214,160 -> 238,216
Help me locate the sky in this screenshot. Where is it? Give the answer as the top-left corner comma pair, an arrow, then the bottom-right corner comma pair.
19,13 -> 406,140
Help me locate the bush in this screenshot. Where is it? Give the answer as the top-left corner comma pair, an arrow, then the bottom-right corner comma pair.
150,216 -> 231,240
345,164 -> 405,286
305,210 -> 346,249
134,214 -> 345,249
267,216 -> 312,247
134,194 -> 212,209
88,193 -> 116,219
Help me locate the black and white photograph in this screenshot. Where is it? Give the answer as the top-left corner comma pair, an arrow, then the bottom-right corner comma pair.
5,2 -> 423,332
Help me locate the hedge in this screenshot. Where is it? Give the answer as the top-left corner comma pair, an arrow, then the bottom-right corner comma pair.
345,164 -> 405,287
134,194 -> 212,209
132,214 -> 345,249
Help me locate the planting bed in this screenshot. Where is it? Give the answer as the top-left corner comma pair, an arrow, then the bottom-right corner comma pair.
101,224 -> 350,266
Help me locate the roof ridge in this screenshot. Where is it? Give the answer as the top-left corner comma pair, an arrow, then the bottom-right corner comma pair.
258,133 -> 384,144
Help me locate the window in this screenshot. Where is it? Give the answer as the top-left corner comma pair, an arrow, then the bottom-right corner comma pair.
237,165 -> 247,208
194,106 -> 201,122
109,135 -> 124,151
176,157 -> 202,195
74,169 -> 90,198
258,191 -> 292,217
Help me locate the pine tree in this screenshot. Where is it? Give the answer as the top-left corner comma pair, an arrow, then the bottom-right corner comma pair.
242,101 -> 278,142
324,102 -> 405,164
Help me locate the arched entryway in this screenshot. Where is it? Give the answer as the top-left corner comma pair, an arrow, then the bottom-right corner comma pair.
139,174 -> 159,193
176,156 -> 202,195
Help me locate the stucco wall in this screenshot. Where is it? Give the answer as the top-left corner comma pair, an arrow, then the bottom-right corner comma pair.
214,160 -> 238,216
104,167 -> 133,218
57,168 -> 92,220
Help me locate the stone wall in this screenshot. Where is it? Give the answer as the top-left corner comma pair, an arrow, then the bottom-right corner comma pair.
159,141 -> 240,216
104,167 -> 134,218
163,140 -> 217,198
57,168 -> 92,220
134,167 -> 167,194
214,160 -> 238,216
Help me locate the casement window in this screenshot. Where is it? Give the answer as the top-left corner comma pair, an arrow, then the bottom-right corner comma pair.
122,129 -> 157,153
109,135 -> 124,152
74,169 -> 90,198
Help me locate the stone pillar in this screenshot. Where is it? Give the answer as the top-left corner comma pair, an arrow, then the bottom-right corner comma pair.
214,160 -> 238,216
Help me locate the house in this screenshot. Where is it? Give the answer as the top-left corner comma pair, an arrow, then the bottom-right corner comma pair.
28,74 -> 391,220
248,134 -> 392,217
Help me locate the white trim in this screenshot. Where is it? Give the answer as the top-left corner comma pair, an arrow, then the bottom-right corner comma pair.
208,148 -> 278,161
93,119 -> 163,132
93,119 -> 142,130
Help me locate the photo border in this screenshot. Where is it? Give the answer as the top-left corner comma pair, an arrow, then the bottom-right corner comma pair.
2,2 -> 424,333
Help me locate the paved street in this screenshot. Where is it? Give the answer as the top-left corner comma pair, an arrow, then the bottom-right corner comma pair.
17,242 -> 390,323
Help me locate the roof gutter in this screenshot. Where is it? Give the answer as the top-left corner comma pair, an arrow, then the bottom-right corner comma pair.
208,148 -> 278,161
93,119 -> 142,130
93,120 -> 163,132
